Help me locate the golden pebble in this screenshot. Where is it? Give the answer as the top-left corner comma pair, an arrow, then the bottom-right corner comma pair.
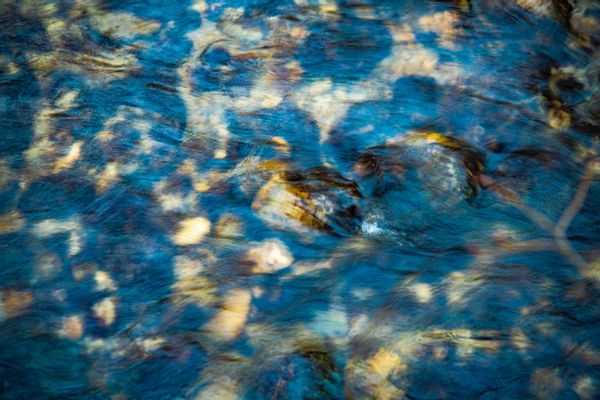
530,367 -> 563,399
33,253 -> 61,282
192,0 -> 209,14
90,12 -> 160,40
205,288 -> 251,342
574,376 -> 597,400
2,290 -> 34,319
510,328 -> 531,351
516,0 -> 554,18
60,315 -> 84,340
215,213 -> 244,239
411,283 -> 433,304
194,179 -> 211,192
387,23 -> 415,43
139,337 -> 166,353
72,262 -> 97,281
367,348 -> 407,378
19,0 -> 57,19
94,271 -> 117,292
177,159 -> 196,175
244,239 -> 293,274
27,52 -> 58,72
319,4 -> 338,14
32,217 -> 81,237
173,217 -> 211,246
0,211 -> 25,234
195,377 -> 240,400
93,297 -> 117,326
174,255 -> 204,281
548,106 -> 571,130
214,149 -> 227,159
251,286 -> 264,298
96,162 -> 120,192
7,62 -> 20,75
418,11 -> 460,49
267,136 -> 291,152
96,130 -> 115,142
53,140 -> 83,172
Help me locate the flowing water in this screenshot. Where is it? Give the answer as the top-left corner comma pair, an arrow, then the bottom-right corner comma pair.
1,0 -> 600,399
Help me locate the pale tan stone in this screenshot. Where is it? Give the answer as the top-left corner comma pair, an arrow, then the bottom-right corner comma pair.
205,288 -> 251,341
195,377 -> 241,400
516,0 -> 554,17
93,297 -> 117,326
0,211 -> 24,234
411,283 -> 433,304
60,315 -> 84,340
574,376 -> 597,400
95,271 -> 117,292
214,149 -> 227,159
139,336 -> 165,353
244,239 -> 293,273
90,12 -> 160,40
173,217 -> 211,245
2,290 -> 34,319
367,348 -> 407,378
72,262 -> 97,281
32,217 -> 81,237
171,254 -> 216,306
530,367 -> 563,400
215,213 -> 244,239
511,328 -> 531,351
53,140 -> 83,172
419,11 -> 460,49
33,253 -> 61,282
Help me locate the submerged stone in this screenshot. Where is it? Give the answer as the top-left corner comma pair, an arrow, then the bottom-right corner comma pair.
355,131 -> 484,207
204,288 -> 252,342
243,239 -> 293,274
252,167 -> 362,236
173,217 -> 211,246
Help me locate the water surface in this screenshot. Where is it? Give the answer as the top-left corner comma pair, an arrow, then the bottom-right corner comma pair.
1,0 -> 600,399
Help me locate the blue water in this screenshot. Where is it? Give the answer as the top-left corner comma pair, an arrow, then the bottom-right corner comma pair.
1,0 -> 600,399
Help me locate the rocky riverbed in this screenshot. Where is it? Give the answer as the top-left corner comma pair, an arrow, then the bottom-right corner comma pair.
1,0 -> 600,399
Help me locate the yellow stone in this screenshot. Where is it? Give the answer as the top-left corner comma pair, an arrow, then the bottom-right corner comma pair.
205,288 -> 251,342
90,12 -> 160,40
574,376 -> 597,400
53,140 -> 83,172
215,213 -> 244,239
244,239 -> 293,274
267,136 -> 291,152
367,348 -> 407,378
194,179 -> 211,192
93,297 -> 117,326
139,337 -> 166,353
173,217 -> 211,246
192,0 -> 209,14
548,106 -> 571,130
530,367 -> 563,399
60,315 -> 84,340
72,262 -> 97,281
94,271 -> 117,292
0,211 -> 24,234
511,328 -> 530,351
32,217 -> 81,237
56,90 -> 79,110
7,62 -> 20,75
214,149 -> 227,159
411,283 -> 433,304
2,290 -> 34,319
33,253 -> 61,282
